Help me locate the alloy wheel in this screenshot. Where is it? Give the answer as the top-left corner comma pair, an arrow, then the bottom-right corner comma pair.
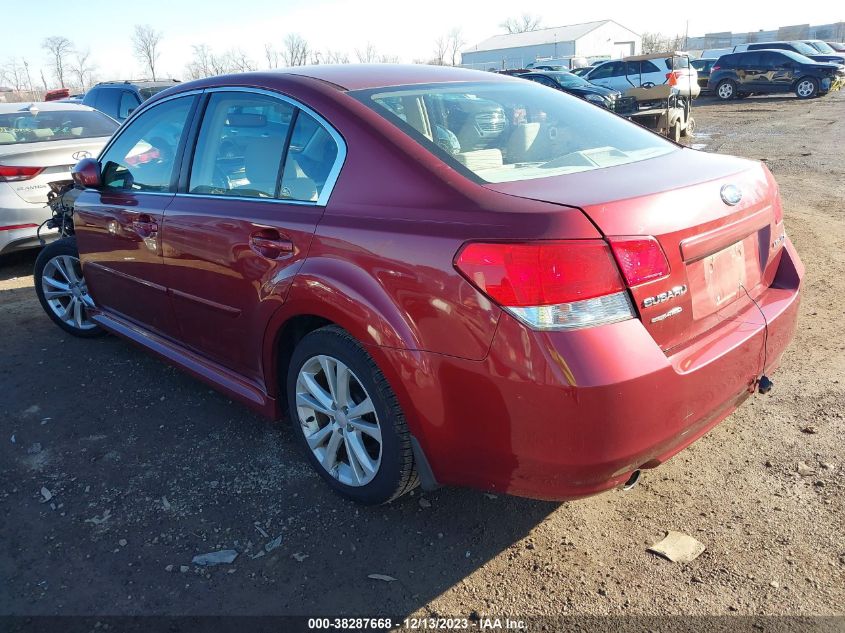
295,354 -> 382,486
41,255 -> 97,331
717,82 -> 734,99
796,80 -> 814,98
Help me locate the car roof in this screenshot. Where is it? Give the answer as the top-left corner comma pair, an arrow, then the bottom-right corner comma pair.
278,64 -> 511,90
0,101 -> 98,114
94,79 -> 178,88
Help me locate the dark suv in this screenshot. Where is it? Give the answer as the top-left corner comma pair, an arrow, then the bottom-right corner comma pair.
82,80 -> 179,122
709,50 -> 844,100
737,41 -> 845,66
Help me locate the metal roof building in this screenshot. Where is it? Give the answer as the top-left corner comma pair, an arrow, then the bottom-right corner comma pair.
461,20 -> 642,70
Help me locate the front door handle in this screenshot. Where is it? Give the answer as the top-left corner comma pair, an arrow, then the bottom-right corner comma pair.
131,213 -> 158,238
250,228 -> 294,259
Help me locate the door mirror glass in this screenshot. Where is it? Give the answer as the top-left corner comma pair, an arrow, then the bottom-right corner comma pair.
99,96 -> 194,192
71,157 -> 102,188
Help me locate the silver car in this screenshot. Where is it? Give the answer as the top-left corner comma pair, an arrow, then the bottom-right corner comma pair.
0,102 -> 117,255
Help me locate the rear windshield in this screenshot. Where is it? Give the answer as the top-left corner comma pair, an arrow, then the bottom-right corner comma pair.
352,81 -> 676,184
0,108 -> 117,145
139,85 -> 172,100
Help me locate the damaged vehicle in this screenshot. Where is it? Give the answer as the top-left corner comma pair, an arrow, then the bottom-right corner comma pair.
0,102 -> 117,256
35,66 -> 802,504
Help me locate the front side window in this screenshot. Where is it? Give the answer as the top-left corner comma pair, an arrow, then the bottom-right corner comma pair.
100,96 -> 194,192
355,81 -> 676,184
0,107 -> 117,145
189,92 -> 295,198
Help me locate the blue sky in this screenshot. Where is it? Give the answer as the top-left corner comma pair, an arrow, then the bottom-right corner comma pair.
3,0 -> 841,86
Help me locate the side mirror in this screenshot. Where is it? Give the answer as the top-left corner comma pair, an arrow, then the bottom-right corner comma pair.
71,157 -> 101,188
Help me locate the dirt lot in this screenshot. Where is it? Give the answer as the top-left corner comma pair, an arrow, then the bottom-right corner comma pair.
1,91 -> 843,626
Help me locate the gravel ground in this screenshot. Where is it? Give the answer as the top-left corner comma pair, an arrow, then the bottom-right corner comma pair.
0,90 -> 843,625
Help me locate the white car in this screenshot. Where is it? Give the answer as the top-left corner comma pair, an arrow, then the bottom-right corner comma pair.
0,102 -> 117,255
584,54 -> 701,99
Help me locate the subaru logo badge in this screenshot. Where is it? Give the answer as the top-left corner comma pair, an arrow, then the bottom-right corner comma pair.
72,150 -> 91,160
720,184 -> 742,206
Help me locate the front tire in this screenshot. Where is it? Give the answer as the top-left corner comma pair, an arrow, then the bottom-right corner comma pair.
287,326 -> 418,504
716,80 -> 736,100
34,237 -> 104,338
795,77 -> 819,99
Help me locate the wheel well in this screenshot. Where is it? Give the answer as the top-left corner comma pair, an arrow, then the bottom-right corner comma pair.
274,314 -> 334,410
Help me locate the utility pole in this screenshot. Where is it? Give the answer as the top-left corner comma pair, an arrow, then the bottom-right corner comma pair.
684,20 -> 689,49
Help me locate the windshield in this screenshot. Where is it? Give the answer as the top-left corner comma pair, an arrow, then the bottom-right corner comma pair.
779,50 -> 819,64
0,108 -> 117,145
353,81 -> 677,184
548,72 -> 593,88
790,42 -> 820,56
808,40 -> 836,54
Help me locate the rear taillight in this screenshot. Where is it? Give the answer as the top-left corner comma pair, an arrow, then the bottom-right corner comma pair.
0,165 -> 44,182
454,240 -> 635,330
712,65 -> 721,71
607,237 -> 671,286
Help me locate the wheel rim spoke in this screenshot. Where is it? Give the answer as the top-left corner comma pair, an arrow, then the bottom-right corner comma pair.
321,430 -> 343,472
334,362 -> 351,408
346,432 -> 376,477
347,396 -> 374,419
306,423 -> 335,450
43,277 -> 70,292
343,434 -> 364,484
296,391 -> 334,417
301,372 -> 334,412
73,297 -> 84,328
347,418 -> 381,443
319,356 -> 338,402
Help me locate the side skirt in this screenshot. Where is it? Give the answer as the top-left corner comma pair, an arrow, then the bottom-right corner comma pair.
92,310 -> 279,420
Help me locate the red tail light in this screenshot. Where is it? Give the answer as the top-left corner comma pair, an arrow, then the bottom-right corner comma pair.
712,65 -> 721,71
608,237 -> 671,286
0,165 -> 44,182
454,241 -> 634,330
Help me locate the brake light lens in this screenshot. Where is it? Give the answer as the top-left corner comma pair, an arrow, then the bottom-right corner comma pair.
712,65 -> 721,71
0,165 -> 44,182
608,237 -> 671,286
454,241 -> 635,330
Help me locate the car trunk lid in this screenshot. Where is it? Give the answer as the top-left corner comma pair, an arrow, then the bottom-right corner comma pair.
485,149 -> 786,352
0,137 -> 109,204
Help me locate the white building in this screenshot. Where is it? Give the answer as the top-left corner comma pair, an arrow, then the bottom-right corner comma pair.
462,20 -> 641,70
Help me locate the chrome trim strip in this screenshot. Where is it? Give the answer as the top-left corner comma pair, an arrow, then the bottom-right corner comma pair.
172,192 -> 321,207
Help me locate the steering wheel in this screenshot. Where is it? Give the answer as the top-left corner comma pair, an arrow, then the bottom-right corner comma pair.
642,82 -> 656,89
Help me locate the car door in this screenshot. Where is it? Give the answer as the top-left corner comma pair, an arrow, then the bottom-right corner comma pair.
767,52 -> 797,92
161,89 -> 344,383
74,94 -> 198,338
736,52 -> 765,90
585,61 -> 619,89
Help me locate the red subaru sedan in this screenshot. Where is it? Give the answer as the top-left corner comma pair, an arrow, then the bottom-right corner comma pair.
34,65 -> 803,504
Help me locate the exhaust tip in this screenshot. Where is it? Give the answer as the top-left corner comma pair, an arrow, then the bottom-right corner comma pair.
622,470 -> 641,491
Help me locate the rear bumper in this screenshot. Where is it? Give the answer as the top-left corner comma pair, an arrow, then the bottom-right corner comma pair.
0,195 -> 55,255
381,238 -> 803,500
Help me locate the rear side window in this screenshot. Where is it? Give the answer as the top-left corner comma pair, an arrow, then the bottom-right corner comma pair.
118,92 -> 141,120
100,96 -> 195,192
281,111 -> 339,202
188,92 -> 295,199
94,89 -> 120,118
0,107 -> 117,145
640,60 -> 661,73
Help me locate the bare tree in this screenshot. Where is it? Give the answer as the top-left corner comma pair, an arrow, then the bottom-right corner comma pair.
432,36 -> 448,65
447,28 -> 465,66
132,24 -> 163,80
282,33 -> 310,66
500,14 -> 542,34
1,58 -> 27,91
71,48 -> 96,91
355,42 -> 379,63
185,44 -> 215,80
227,49 -> 255,72
640,32 -> 685,54
264,43 -> 280,69
378,53 -> 400,63
323,50 -> 350,64
41,36 -> 74,88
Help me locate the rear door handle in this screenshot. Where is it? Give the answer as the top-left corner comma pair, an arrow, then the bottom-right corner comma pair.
250,229 -> 294,259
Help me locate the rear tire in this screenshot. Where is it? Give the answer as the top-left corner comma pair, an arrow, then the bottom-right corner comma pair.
716,80 -> 736,100
795,77 -> 818,99
34,237 -> 105,338
287,325 -> 418,504
668,119 -> 682,143
681,116 -> 695,137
